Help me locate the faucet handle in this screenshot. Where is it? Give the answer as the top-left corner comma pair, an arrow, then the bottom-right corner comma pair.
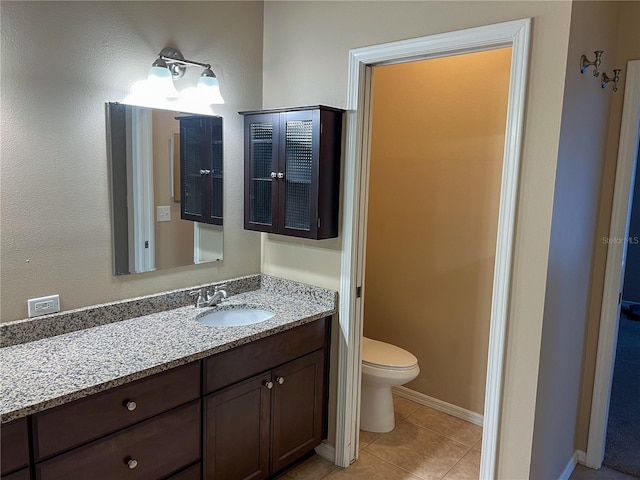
189,287 -> 209,307
214,284 -> 227,292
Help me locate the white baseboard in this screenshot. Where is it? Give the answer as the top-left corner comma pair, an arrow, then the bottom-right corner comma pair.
315,441 -> 336,463
576,450 -> 586,465
392,386 -> 484,427
558,452 -> 580,480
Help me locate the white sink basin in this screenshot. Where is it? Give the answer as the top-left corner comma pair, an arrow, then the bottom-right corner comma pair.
196,306 -> 275,327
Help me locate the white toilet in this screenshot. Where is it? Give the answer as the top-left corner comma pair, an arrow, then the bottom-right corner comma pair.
360,337 -> 420,433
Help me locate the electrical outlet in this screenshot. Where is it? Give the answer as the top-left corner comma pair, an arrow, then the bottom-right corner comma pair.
156,206 -> 171,222
28,294 -> 60,318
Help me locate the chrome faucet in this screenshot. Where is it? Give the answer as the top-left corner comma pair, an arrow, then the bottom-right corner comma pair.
208,285 -> 228,306
189,285 -> 228,308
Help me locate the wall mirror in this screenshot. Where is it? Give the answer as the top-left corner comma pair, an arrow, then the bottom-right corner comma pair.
106,102 -> 223,276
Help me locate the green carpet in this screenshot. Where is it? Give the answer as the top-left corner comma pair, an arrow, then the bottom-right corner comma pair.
603,305 -> 640,478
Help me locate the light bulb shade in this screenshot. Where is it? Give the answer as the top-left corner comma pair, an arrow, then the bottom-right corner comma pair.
197,70 -> 224,104
147,60 -> 179,99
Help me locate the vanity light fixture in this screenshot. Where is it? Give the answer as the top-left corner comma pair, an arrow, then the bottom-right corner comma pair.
148,47 -> 224,104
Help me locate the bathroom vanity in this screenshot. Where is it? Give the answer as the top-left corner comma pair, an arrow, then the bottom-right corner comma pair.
0,275 -> 335,480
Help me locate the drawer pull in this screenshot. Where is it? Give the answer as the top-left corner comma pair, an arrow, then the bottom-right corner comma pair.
126,458 -> 138,469
276,376 -> 285,385
125,400 -> 137,411
263,380 -> 274,390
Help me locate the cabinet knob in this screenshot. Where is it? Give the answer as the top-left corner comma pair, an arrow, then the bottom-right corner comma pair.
276,376 -> 285,385
276,172 -> 285,179
271,172 -> 277,178
199,169 -> 211,175
263,380 -> 274,389
125,400 -> 137,411
126,458 -> 138,469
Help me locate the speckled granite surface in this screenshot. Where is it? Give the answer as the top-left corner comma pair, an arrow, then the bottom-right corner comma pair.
0,275 -> 337,423
0,275 -> 262,348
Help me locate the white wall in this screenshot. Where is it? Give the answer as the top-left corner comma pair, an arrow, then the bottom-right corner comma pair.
262,2 -> 572,477
530,3 -> 623,478
0,1 -> 263,322
576,0 -> 640,453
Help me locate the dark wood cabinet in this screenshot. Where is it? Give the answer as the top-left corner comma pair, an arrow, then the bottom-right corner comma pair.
204,372 -> 272,480
204,351 -> 326,480
179,115 -> 223,225
1,417 -> 30,477
241,106 -> 344,239
1,469 -> 30,480
5,317 -> 331,480
203,317 -> 331,480
271,350 -> 325,473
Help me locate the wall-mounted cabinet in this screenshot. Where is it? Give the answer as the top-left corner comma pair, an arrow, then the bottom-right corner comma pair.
240,106 -> 344,239
179,115 -> 223,225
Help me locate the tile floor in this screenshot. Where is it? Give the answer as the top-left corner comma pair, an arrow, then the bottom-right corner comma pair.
281,395 -> 482,480
570,465 -> 639,480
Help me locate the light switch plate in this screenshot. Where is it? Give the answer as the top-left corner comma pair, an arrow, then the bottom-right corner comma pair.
156,206 -> 171,222
28,294 -> 60,318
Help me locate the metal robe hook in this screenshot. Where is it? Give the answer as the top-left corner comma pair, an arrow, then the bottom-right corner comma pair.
580,50 -> 604,77
602,69 -> 621,92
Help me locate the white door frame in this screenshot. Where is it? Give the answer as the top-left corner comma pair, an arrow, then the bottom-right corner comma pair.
131,107 -> 155,273
336,19 -> 531,479
586,60 -> 640,469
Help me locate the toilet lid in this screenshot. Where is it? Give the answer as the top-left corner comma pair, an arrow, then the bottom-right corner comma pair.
362,337 -> 418,369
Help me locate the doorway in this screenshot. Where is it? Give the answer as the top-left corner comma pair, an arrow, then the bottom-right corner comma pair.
335,19 -> 531,480
586,59 -> 640,470
603,145 -> 640,475
354,48 -> 511,478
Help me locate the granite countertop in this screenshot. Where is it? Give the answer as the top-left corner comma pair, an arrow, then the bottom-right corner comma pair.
0,275 -> 337,423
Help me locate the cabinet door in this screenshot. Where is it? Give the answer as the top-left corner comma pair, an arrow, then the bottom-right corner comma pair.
271,350 -> 325,473
278,110 -> 320,238
244,113 -> 279,232
180,116 -> 223,225
1,417 -> 30,476
181,117 -> 207,222
204,372 -> 272,480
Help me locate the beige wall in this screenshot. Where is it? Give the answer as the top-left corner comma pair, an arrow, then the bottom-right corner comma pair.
152,110 -> 194,271
263,2 -> 572,477
530,3 -> 625,477
362,49 -> 511,415
0,1 -> 263,322
577,0 -> 640,455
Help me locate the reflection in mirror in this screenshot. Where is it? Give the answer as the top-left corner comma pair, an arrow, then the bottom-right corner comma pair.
106,103 -> 223,275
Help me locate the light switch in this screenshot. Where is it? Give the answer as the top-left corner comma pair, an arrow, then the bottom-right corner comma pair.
157,206 -> 171,222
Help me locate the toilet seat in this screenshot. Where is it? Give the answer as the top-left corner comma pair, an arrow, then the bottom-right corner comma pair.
362,337 -> 418,370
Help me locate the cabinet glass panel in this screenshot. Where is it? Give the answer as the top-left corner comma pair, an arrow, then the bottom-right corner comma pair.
284,120 -> 312,231
181,119 -> 204,218
249,123 -> 274,225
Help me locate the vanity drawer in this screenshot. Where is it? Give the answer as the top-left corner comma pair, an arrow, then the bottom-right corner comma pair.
1,417 -> 29,475
33,361 -> 200,460
35,400 -> 201,480
205,317 -> 328,394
